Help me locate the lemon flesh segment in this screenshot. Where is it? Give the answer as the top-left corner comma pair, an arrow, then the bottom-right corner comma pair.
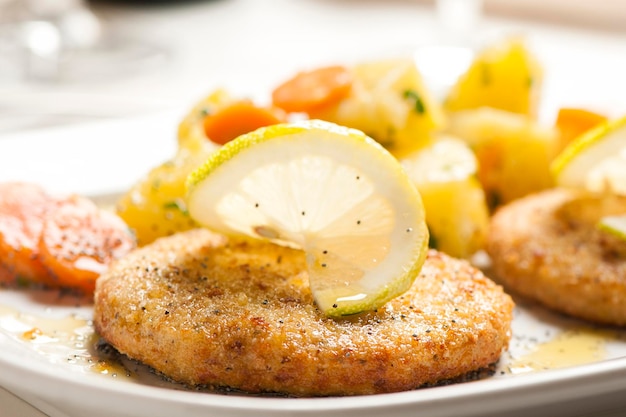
552,116 -> 626,195
598,215 -> 626,241
401,137 -> 489,258
187,120 -> 429,317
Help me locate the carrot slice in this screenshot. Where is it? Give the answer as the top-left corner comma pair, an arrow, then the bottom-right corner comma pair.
203,100 -> 285,145
0,182 -> 57,285
555,107 -> 607,151
0,264 -> 12,285
271,65 -> 353,113
38,195 -> 135,294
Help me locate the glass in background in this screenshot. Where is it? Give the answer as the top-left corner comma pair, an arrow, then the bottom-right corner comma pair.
0,0 -> 166,83
414,0 -> 483,98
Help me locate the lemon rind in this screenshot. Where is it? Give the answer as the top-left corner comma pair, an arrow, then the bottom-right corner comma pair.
598,215 -> 626,241
551,115 -> 626,188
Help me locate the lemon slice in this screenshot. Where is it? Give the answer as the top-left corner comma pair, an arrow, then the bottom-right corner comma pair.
598,215 -> 626,240
187,119 -> 429,317
552,115 -> 626,194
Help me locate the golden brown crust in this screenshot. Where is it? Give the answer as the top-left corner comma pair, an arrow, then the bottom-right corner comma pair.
487,188 -> 626,326
94,228 -> 513,397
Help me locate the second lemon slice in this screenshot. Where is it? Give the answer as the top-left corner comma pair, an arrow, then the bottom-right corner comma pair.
552,115 -> 626,194
187,120 -> 429,317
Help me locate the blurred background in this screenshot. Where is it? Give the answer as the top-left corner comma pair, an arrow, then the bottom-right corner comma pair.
0,0 -> 625,133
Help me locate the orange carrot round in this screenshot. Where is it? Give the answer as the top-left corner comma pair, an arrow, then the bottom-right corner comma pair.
0,182 -> 57,285
0,264 -> 12,285
203,101 -> 285,145
38,195 -> 135,294
271,65 -> 353,113
555,107 -> 607,150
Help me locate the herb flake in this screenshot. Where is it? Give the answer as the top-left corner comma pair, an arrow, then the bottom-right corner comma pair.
403,89 -> 426,114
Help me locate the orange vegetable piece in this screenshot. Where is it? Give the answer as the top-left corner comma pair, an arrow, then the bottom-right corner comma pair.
555,107 -> 607,152
38,195 -> 135,294
0,182 -> 57,286
0,264 -> 12,285
271,65 -> 353,113
0,182 -> 136,293
203,100 -> 285,145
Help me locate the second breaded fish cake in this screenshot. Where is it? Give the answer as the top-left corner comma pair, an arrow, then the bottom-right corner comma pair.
487,188 -> 626,326
94,228 -> 513,397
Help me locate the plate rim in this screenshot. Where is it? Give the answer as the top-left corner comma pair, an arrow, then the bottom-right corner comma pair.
2,115 -> 626,417
3,322 -> 626,416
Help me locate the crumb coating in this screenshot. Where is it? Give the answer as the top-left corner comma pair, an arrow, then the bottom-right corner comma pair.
488,188 -> 626,326
95,228 -> 513,396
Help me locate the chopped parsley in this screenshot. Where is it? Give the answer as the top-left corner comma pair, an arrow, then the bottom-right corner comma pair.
163,199 -> 189,216
403,89 -> 426,115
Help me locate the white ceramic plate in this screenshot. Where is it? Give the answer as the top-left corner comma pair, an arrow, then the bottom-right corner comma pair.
2,113 -> 626,417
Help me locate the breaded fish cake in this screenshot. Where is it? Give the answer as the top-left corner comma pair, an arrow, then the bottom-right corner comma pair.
487,188 -> 626,326
94,228 -> 513,397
